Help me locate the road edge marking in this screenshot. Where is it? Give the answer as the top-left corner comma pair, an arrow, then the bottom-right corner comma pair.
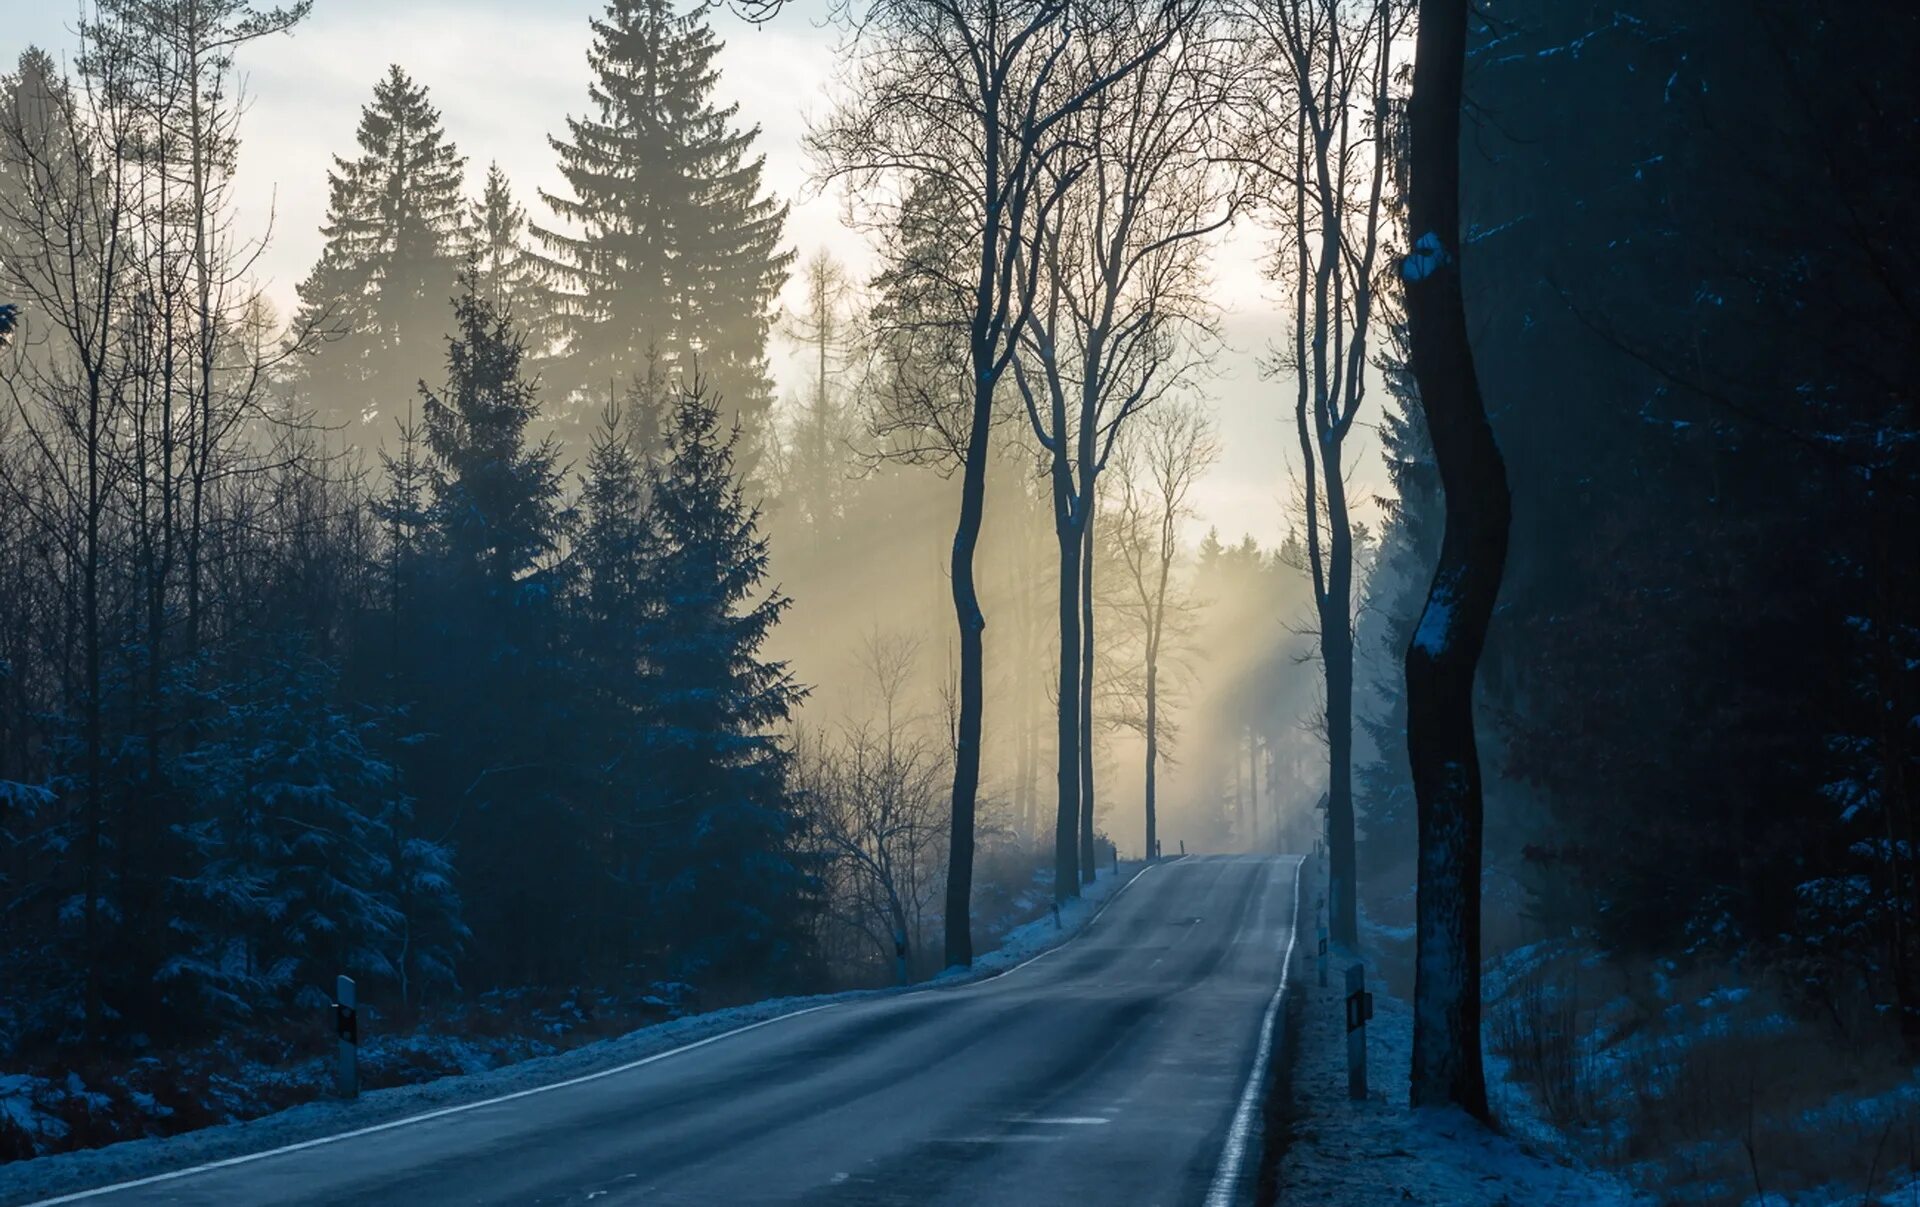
979,856 -> 1164,981
1203,854 -> 1305,1207
20,1004 -> 840,1206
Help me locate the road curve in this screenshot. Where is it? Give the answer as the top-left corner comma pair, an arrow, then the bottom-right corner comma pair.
45,854 -> 1302,1207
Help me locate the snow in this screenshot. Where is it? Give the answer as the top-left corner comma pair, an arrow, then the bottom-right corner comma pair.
1401,232 -> 1452,284
1411,572 -> 1460,656
1276,949 -> 1646,1206
0,862 -> 1144,1206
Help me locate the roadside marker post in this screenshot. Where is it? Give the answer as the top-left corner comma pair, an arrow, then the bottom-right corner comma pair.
333,974 -> 359,1099
1344,963 -> 1372,1101
1315,893 -> 1328,987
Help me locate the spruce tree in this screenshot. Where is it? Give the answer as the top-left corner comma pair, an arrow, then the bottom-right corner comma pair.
422,276 -> 566,595
290,66 -> 467,440
413,276 -> 583,985
468,162 -> 548,342
571,399 -> 657,978
640,381 -> 806,984
534,0 -> 791,463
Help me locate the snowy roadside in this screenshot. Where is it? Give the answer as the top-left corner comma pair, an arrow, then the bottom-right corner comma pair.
1272,942 -> 1645,1206
0,860 -> 1149,1207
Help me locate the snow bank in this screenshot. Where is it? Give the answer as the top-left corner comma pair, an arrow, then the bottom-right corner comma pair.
1276,947 -> 1645,1206
0,862 -> 1144,1206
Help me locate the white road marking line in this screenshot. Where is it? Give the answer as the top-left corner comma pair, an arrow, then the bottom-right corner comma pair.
1014,1117 -> 1110,1125
979,859 -> 1164,981
20,1005 -> 842,1207
1203,856 -> 1305,1207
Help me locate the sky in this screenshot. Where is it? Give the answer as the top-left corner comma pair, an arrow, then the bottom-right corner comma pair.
7,0 -> 1391,550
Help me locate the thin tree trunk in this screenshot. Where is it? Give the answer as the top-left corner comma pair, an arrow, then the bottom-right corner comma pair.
82,372 -> 103,1038
1078,504 -> 1096,884
1144,661 -> 1159,860
1248,728 -> 1261,851
1403,0 -> 1511,1120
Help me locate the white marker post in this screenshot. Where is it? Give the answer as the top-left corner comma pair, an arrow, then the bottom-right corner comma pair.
334,974 -> 359,1099
1344,963 -> 1372,1101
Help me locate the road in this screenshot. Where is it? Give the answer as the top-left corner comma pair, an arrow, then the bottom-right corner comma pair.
45,854 -> 1303,1207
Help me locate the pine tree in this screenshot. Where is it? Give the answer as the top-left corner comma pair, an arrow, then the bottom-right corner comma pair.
468,162 -> 548,340
534,0 -> 791,462
412,276 -> 581,985
290,66 -> 467,440
167,648 -> 424,1021
570,398 -> 658,978
640,381 -> 806,984
422,276 -> 566,595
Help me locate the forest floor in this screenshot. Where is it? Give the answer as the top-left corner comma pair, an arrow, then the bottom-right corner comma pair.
1266,908 -> 1643,1205
1351,873 -> 1920,1207
0,860 -> 1144,1204
1477,937 -> 1920,1207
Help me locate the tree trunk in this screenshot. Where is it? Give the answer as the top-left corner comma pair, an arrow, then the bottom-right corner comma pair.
1325,471 -> 1358,944
82,382 -> 103,1037
943,376 -> 993,968
1403,0 -> 1511,1121
1248,729 -> 1262,852
1054,499 -> 1084,904
1144,662 -> 1159,860
1078,504 -> 1097,884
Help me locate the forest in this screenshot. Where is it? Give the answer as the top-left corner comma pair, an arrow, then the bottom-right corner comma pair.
0,0 -> 1915,1203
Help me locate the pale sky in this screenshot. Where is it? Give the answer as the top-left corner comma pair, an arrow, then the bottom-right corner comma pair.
7,0 -> 1388,550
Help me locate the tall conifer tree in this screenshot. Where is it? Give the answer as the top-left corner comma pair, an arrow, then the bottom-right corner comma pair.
413,276 -> 580,984
535,0 -> 791,464
468,162 -> 548,341
640,382 -> 805,983
291,66 -> 466,439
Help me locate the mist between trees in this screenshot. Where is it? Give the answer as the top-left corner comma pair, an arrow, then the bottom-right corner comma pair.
3,0 -> 1916,1196
0,0 -> 1327,1154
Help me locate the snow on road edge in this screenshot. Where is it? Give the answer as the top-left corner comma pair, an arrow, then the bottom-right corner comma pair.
1275,944 -> 1646,1205
0,861 -> 1151,1206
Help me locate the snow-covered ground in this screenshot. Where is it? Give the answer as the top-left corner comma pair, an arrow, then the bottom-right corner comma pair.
0,861 -> 1145,1206
1273,944 -> 1645,1206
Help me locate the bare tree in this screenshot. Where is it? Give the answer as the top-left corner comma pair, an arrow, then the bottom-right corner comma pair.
1009,2 -> 1231,898
1402,0 -> 1510,1120
0,36 -> 142,1035
1240,0 -> 1404,948
805,631 -> 952,985
811,0 -> 1190,963
1108,400 -> 1217,861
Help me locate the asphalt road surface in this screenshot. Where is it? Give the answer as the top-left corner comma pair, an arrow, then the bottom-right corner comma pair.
46,854 -> 1303,1207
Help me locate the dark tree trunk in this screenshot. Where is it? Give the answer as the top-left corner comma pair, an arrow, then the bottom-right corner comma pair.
1403,0 -> 1511,1121
1324,511 -> 1358,945
1054,495 -> 1084,904
1144,662 -> 1159,860
1078,505 -> 1096,884
943,374 -> 993,968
